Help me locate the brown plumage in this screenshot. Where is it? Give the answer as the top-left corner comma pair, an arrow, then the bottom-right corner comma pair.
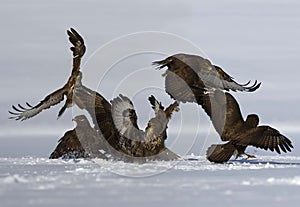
9,28 -> 86,121
8,28 -> 179,162
73,84 -> 180,162
111,94 -> 179,160
203,90 -> 293,163
153,53 -> 261,104
49,115 -> 107,159
144,95 -> 179,155
73,83 -> 121,154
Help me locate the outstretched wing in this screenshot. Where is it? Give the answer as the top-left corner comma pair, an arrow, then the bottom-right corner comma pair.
67,28 -> 86,74
164,101 -> 179,119
9,28 -> 86,121
146,95 -> 179,142
146,95 -> 166,140
153,53 -> 261,95
239,126 -> 294,154
148,95 -> 164,116
111,94 -> 142,140
213,65 -> 261,92
73,85 -> 121,151
9,87 -> 67,121
148,95 -> 179,119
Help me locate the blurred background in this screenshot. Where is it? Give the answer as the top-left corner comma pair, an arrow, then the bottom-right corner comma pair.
0,0 -> 299,157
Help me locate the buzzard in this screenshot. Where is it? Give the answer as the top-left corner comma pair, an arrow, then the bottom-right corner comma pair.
111,94 -> 179,159
9,28 -> 86,121
153,53 -> 261,104
73,84 -> 180,162
203,90 -> 293,163
49,114 -> 108,159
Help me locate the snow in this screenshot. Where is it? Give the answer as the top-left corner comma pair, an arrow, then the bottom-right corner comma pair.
1,156 -> 300,207
1,0 -> 300,206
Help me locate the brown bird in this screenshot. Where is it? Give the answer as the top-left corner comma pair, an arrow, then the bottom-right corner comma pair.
9,28 -> 86,121
73,84 -> 180,162
153,53 -> 261,104
49,114 -> 108,159
110,94 -> 179,160
203,90 -> 293,163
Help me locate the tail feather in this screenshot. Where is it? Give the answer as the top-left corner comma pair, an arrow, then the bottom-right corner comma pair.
206,142 -> 235,163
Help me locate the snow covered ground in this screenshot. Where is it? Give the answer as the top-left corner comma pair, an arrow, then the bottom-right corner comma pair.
1,0 -> 300,206
1,156 -> 300,207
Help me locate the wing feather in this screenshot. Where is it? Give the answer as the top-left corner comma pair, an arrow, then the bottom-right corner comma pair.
9,28 -> 86,121
240,126 -> 293,153
199,91 -> 244,141
9,87 -> 67,121
110,94 -> 142,140
67,28 -> 86,78
73,85 -> 120,151
153,53 -> 261,94
67,28 -> 86,59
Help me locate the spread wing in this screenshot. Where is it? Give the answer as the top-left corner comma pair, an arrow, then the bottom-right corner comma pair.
197,62 -> 260,92
9,87 -> 67,121
148,95 -> 164,115
9,28 -> 86,121
153,53 -> 261,96
146,96 -> 166,140
213,65 -> 261,92
111,94 -> 142,140
146,95 -> 179,142
238,126 -> 293,154
67,28 -> 86,74
73,85 -> 120,150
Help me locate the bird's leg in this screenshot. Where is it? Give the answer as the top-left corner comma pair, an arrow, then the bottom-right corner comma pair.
245,153 -> 256,159
234,153 -> 242,160
57,97 -> 72,119
234,152 -> 256,160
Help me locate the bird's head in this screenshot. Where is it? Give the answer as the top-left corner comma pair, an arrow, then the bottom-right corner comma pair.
121,108 -> 139,129
122,108 -> 137,120
245,114 -> 259,128
72,114 -> 90,127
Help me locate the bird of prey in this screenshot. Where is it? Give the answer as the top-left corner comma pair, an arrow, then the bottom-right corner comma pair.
110,94 -> 180,160
203,90 -> 293,163
9,28 -> 86,121
73,83 -> 180,162
49,114 -> 108,159
153,53 -> 261,104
